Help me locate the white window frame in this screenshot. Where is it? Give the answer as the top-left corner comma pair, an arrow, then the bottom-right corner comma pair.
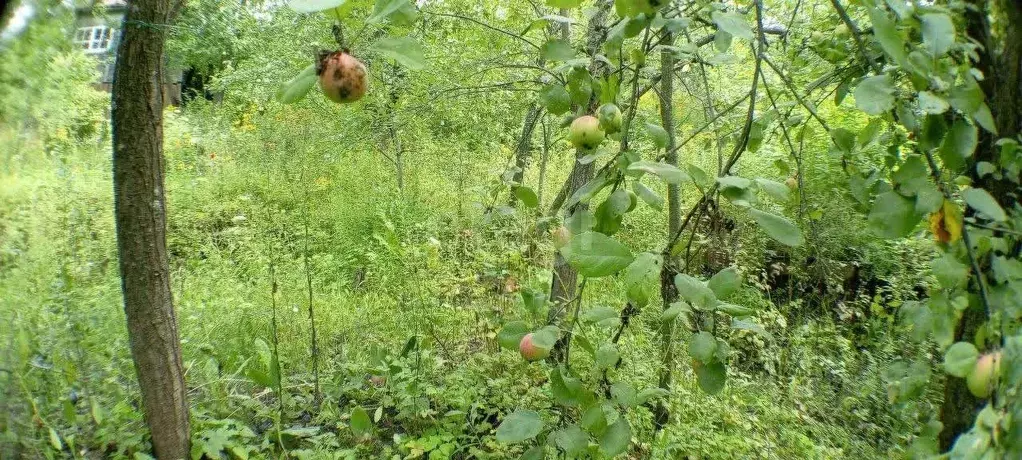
74,26 -> 115,54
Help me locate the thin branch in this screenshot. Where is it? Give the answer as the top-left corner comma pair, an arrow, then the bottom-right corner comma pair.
762,55 -> 832,131
828,0 -> 879,73
423,11 -> 540,50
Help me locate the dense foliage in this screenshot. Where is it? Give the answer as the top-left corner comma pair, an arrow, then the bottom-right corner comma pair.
1,0 -> 1020,458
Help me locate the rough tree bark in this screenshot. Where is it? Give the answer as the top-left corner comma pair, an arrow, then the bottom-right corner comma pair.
939,0 -> 1022,449
653,31 -> 681,429
547,2 -> 612,338
111,0 -> 190,457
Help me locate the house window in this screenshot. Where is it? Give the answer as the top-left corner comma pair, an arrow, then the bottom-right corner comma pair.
74,26 -> 115,54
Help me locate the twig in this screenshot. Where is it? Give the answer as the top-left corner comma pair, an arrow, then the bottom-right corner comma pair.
423,11 -> 540,50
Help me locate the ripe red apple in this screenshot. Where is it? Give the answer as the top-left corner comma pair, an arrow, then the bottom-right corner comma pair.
967,352 -> 1001,398
519,333 -> 550,362
318,51 -> 368,104
568,115 -> 606,150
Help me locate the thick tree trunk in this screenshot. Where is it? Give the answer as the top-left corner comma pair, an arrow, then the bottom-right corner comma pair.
939,0 -> 1021,449
654,32 -> 680,429
111,0 -> 190,457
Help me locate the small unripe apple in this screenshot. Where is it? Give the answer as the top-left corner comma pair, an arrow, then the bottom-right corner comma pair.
967,352 -> 1001,398
568,115 -> 606,150
598,103 -> 623,134
626,190 -> 638,212
519,333 -> 550,362
786,177 -> 798,189
552,226 -> 572,249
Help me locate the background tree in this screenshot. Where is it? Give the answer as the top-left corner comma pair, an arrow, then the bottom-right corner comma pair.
110,0 -> 189,456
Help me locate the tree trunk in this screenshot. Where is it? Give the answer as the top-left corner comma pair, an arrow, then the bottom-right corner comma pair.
939,0 -> 1021,449
653,32 -> 680,429
111,0 -> 190,457
508,104 -> 542,197
510,13 -> 568,204
547,1 -> 612,339
537,116 -> 550,206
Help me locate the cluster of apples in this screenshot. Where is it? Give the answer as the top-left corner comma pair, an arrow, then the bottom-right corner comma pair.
567,103 -> 623,151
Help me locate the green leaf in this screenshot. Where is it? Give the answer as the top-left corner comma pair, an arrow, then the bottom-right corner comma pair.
514,186 -> 539,208
611,381 -> 637,407
596,343 -> 620,369
748,209 -> 803,246
661,301 -> 691,323
939,120 -> 977,171
541,39 -> 576,62
644,123 -> 669,149
552,425 -> 589,455
565,173 -> 611,209
869,8 -> 906,65
944,342 -> 979,378
854,75 -> 896,115
550,367 -> 585,406
892,155 -> 929,196
962,188 -> 1006,221
868,191 -> 922,238
932,253 -> 969,290
689,331 -> 717,362
582,306 -> 619,324
539,84 -> 571,116
561,232 -> 635,278
369,36 -> 426,70
636,387 -> 669,405
732,319 -> 773,340
695,360 -> 727,394
48,428 -> 62,451
717,176 -> 751,189
918,91 -> 949,114
623,253 -> 661,307
90,399 -> 104,426
716,303 -> 755,317
831,128 -> 857,154
921,13 -> 954,57
632,182 -> 664,210
275,64 -> 318,104
858,119 -> 884,147
520,288 -> 547,314
496,410 -> 544,443
627,161 -> 691,184
581,404 -> 608,436
755,178 -> 790,202
674,274 -> 717,309
599,417 -> 631,457
707,267 -> 740,300
520,446 -> 545,460
498,321 -> 530,350
531,325 -> 560,350
367,0 -> 410,24
289,0 -> 347,13
350,406 -> 372,437
711,11 -> 753,40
